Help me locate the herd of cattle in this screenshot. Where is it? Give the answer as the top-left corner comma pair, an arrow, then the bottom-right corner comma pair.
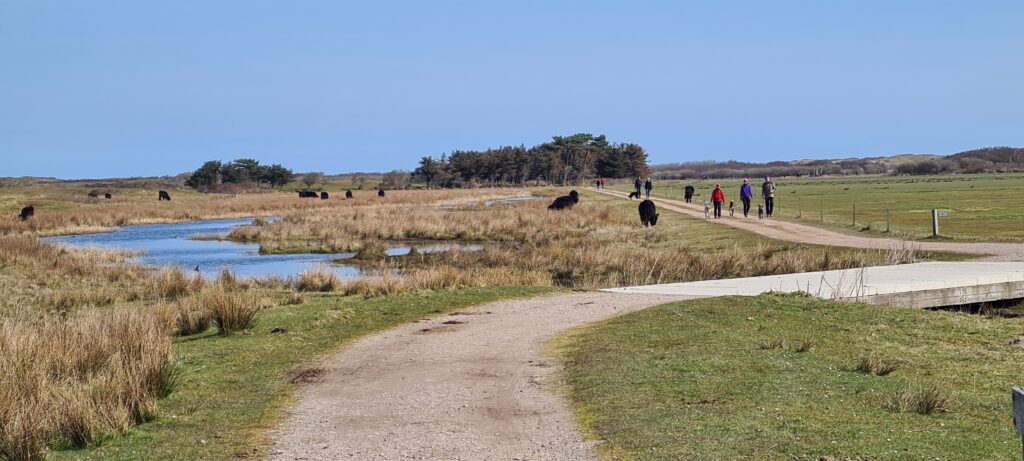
18,188 -> 660,227
547,189 -> 659,227
16,188 -> 388,221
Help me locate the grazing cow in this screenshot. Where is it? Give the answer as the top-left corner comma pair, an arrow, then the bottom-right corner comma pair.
320,191 -> 329,200
628,191 -> 640,200
87,191 -> 99,198
104,193 -> 112,199
19,205 -> 34,221
158,190 -> 171,201
298,191 -> 318,198
345,190 -> 353,199
547,195 -> 576,210
378,189 -> 385,197
684,185 -> 695,203
638,200 -> 659,227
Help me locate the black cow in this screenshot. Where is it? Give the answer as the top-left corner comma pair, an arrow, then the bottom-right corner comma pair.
19,205 -> 34,221
104,193 -> 112,199
158,191 -> 171,201
684,185 -> 695,203
345,190 -> 353,199
639,199 -> 659,227
568,190 -> 579,203
87,191 -> 99,198
547,196 -> 575,210
298,191 -> 318,198
320,191 -> 329,200
378,189 -> 385,197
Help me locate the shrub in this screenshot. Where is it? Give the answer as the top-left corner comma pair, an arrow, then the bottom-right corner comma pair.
174,299 -> 212,336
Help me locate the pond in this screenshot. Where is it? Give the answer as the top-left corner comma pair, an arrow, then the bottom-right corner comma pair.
46,218 -> 363,279
45,218 -> 491,279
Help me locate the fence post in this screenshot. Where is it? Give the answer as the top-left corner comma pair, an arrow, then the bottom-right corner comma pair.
932,209 -> 939,237
820,201 -> 824,222
886,208 -> 890,233
852,203 -> 857,226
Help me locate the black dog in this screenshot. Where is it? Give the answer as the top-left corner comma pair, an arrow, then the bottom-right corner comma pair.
19,205 -> 34,221
628,191 -> 640,200
638,199 -> 659,226
158,190 -> 171,201
345,190 -> 353,199
684,185 -> 695,203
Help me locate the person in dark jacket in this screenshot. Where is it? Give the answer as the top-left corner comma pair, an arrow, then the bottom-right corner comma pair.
762,176 -> 776,217
644,177 -> 653,198
711,183 -> 725,219
739,178 -> 754,217
634,177 -> 642,197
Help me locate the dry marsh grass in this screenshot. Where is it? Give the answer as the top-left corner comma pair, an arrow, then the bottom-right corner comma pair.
855,355 -> 899,376
202,287 -> 260,335
886,386 -> 952,415
0,311 -> 174,460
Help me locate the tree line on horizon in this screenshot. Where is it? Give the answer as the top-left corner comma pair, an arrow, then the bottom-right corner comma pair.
651,146 -> 1024,179
411,133 -> 649,188
185,159 -> 295,190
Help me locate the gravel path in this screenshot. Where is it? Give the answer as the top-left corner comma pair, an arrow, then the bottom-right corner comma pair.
596,189 -> 1024,261
268,292 -> 697,461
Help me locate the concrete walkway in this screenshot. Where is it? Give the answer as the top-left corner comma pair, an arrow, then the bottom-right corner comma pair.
604,261 -> 1024,308
594,189 -> 1024,261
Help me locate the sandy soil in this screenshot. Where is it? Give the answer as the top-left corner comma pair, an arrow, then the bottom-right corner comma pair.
596,189 -> 1024,262
268,292 -> 696,461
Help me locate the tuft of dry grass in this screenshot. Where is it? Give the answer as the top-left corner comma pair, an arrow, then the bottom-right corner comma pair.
173,298 -> 212,337
202,288 -> 259,336
855,355 -> 899,376
0,311 -> 174,460
886,386 -> 951,414
295,266 -> 341,292
794,339 -> 817,353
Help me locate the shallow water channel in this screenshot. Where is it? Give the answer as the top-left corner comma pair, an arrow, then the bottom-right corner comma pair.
46,218 -> 485,279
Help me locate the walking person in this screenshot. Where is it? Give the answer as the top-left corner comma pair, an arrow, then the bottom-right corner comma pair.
740,178 -> 754,217
762,176 -> 776,217
634,177 -> 642,197
711,183 -> 725,219
600,177 -> 606,189
644,177 -> 653,198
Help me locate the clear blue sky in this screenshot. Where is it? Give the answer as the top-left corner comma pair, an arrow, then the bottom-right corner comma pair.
1,1 -> 1022,179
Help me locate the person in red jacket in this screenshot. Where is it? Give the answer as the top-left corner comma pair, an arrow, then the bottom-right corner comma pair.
711,183 -> 725,219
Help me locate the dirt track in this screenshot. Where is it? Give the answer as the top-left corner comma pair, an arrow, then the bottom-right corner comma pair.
268,292 -> 696,460
268,190 -> 1024,461
595,189 -> 1024,262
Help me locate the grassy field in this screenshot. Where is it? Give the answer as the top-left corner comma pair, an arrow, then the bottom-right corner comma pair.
555,294 -> 1024,460
619,173 -> 1024,241
49,286 -> 553,461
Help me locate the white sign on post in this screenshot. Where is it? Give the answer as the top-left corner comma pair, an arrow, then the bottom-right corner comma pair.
938,210 -> 949,217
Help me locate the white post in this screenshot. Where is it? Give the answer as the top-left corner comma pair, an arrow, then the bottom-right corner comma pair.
932,209 -> 939,237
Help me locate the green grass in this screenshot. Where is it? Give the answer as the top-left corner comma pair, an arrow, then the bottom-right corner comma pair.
52,286 -> 555,461
616,173 -> 1024,241
555,294 -> 1024,460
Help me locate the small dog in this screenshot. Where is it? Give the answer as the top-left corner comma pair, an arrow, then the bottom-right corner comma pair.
757,204 -> 764,220
728,200 -> 735,217
703,200 -> 711,219
628,191 -> 640,199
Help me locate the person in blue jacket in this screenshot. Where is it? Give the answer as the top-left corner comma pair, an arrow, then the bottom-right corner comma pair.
739,178 -> 754,217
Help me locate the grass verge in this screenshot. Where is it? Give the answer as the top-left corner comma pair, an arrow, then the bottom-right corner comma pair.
51,286 -> 555,461
553,293 -> 1024,460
